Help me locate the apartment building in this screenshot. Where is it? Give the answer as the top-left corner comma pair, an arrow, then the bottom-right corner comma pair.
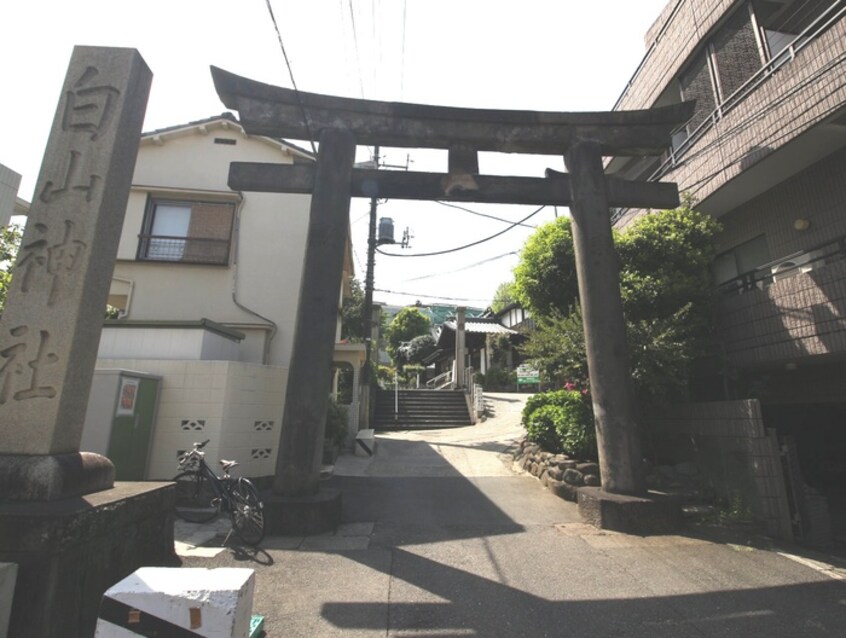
611,0 -> 846,545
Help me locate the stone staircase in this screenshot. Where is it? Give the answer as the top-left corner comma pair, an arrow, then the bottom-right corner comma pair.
374,389 -> 473,430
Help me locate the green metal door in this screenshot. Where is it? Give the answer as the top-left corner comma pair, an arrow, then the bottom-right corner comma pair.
107,376 -> 160,480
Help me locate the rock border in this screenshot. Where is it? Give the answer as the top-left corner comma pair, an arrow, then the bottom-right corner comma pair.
510,437 -> 601,502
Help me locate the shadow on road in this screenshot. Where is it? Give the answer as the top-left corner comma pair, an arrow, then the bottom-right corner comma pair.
322,548 -> 846,635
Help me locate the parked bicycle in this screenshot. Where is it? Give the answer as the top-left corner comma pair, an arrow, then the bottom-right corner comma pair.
172,439 -> 266,546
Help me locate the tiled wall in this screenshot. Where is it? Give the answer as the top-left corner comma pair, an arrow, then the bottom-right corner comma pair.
659,16 -> 845,210
716,148 -> 846,367
717,259 -> 846,367
96,359 -> 286,480
716,147 -> 846,258
618,0 -> 739,112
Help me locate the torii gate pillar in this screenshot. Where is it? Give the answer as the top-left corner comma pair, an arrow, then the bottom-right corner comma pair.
565,141 -> 643,495
265,129 -> 355,532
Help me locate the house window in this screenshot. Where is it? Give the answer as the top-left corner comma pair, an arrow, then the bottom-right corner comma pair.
752,0 -> 831,63
138,199 -> 235,265
713,234 -> 771,284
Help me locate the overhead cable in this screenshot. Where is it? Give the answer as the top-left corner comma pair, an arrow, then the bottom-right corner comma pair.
263,0 -> 317,156
377,205 -> 546,258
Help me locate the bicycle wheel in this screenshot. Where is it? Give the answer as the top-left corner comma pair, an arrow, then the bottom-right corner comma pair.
229,478 -> 266,546
172,471 -> 218,523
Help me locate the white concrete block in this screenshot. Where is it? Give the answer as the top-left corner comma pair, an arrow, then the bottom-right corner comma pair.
95,567 -> 254,638
0,562 -> 17,638
355,428 -> 376,457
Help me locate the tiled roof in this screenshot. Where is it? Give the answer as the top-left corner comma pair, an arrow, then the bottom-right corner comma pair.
442,318 -> 517,335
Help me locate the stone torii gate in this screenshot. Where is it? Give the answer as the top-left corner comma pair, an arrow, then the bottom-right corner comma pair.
212,67 -> 693,533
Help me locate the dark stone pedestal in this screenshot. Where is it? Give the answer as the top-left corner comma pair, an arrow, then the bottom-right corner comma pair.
0,482 -> 176,638
264,487 -> 342,535
577,486 -> 682,535
0,451 -> 115,501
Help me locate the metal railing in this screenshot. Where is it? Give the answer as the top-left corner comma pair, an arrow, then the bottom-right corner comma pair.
718,234 -> 846,296
653,1 -> 845,182
138,234 -> 231,265
425,369 -> 453,390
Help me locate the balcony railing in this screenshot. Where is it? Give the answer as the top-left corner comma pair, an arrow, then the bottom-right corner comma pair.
137,234 -> 231,265
653,1 -> 845,181
718,234 -> 846,296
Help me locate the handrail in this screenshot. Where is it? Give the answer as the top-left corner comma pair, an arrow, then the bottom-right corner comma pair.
718,233 -> 846,296
426,369 -> 453,390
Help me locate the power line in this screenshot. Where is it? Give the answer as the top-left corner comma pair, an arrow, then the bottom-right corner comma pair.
374,288 -> 491,303
400,0 -> 408,99
262,0 -> 317,156
346,0 -> 368,100
402,251 -> 517,282
377,205 -> 546,258
434,200 -> 538,228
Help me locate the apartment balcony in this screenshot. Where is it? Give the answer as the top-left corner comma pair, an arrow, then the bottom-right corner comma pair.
661,4 -> 846,218
717,237 -> 846,369
610,1 -> 846,226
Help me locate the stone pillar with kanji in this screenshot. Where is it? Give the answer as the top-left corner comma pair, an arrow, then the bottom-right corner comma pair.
0,46 -> 152,501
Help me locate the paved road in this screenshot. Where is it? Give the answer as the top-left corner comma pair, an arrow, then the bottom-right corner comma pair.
181,392 -> 846,637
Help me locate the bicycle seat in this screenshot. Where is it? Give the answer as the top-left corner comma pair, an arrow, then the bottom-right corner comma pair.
219,459 -> 239,472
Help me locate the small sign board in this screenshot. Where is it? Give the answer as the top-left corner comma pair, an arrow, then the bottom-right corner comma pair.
516,364 -> 540,385
116,377 -> 140,416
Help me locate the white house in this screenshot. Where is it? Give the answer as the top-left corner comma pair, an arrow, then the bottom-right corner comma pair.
84,114 -> 364,480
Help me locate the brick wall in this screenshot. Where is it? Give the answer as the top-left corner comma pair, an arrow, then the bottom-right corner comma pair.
648,399 -> 793,540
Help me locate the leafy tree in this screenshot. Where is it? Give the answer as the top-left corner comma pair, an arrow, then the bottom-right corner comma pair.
520,305 -> 588,388
516,204 -> 720,408
385,307 -> 431,368
341,278 -> 365,342
490,280 -> 518,312
399,333 -> 437,365
513,216 -> 579,316
0,224 -> 23,316
616,203 -> 720,335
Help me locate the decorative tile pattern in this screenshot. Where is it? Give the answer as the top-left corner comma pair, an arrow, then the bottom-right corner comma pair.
251,448 -> 272,460
181,419 -> 206,431
254,420 -> 275,431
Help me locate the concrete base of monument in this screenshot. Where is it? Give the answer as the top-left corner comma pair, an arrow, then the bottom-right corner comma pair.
264,487 -> 342,536
0,481 -> 177,638
0,451 -> 115,501
577,486 -> 683,535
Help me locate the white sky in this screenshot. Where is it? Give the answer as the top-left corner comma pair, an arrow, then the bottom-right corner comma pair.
1,0 -> 668,309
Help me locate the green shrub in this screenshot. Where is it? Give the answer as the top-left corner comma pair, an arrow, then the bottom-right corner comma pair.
525,404 -> 565,453
522,389 -> 597,459
324,397 -> 348,452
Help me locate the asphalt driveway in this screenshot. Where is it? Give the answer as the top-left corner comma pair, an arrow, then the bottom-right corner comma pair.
179,392 -> 846,637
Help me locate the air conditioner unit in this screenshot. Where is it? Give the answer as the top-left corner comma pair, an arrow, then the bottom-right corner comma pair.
771,252 -> 816,283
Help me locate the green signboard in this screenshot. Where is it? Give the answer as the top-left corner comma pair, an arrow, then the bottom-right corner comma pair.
516,365 -> 540,385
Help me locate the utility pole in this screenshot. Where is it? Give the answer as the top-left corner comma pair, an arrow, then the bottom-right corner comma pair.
361,146 -> 380,427
362,149 -> 380,368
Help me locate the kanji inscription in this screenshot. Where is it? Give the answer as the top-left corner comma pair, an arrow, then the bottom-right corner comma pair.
62,66 -> 120,140
0,326 -> 58,405
16,220 -> 87,306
